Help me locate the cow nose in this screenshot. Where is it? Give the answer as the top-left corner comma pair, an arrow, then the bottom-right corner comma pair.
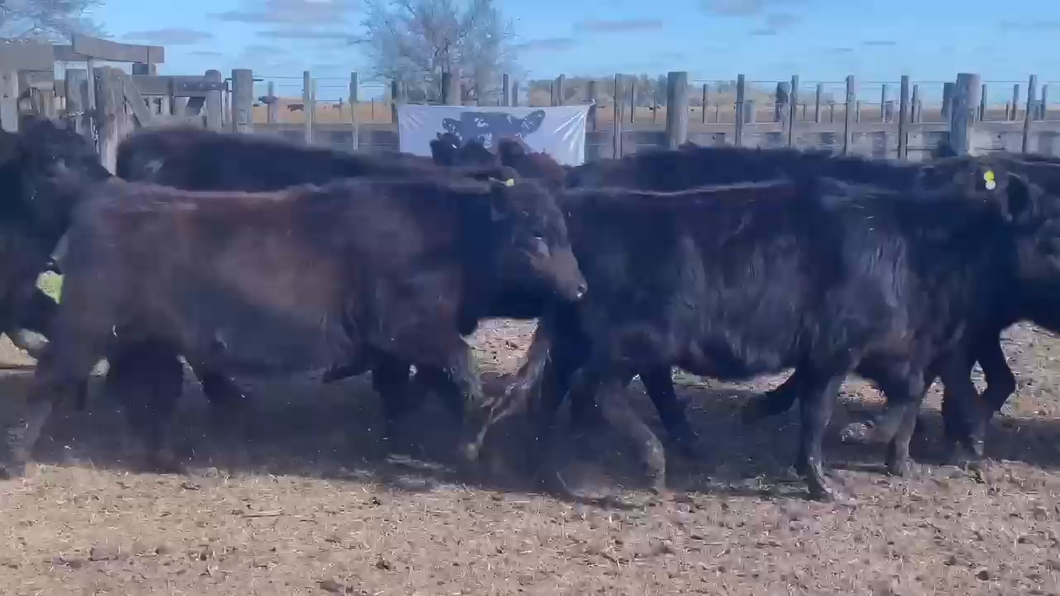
576,280 -> 588,299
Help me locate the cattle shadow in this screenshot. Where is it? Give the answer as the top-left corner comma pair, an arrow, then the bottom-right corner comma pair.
2,365 -> 1060,504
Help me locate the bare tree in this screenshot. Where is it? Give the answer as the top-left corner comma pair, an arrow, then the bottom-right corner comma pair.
353,0 -> 517,104
0,0 -> 105,42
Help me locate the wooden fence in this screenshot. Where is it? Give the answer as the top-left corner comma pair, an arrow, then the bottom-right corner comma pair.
1,38 -> 1058,164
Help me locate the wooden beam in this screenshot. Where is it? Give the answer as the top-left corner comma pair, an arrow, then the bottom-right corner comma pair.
949,73 -> 980,155
111,68 -> 153,127
787,75 -> 799,146
0,44 -> 55,71
587,79 -> 598,133
1023,74 -> 1037,153
71,34 -> 164,64
304,70 -> 314,144
204,70 -> 222,131
131,75 -> 225,97
734,74 -> 746,147
613,73 -> 622,158
349,71 -> 359,152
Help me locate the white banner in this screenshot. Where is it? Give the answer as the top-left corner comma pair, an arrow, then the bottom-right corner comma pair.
397,104 -> 591,166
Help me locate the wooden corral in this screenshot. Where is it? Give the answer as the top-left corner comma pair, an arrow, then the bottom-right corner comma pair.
2,39 -> 1058,164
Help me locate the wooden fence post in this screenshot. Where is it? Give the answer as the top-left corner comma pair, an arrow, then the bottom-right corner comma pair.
613,74 -> 623,158
587,79 -> 598,133
629,78 -> 636,123
1040,84 -> 1049,120
441,71 -> 459,105
1023,74 -> 1037,153
266,81 -> 277,123
941,82 -> 956,121
788,75 -> 799,146
855,100 -> 862,123
553,75 -> 565,106
734,74 -> 746,147
911,84 -> 920,123
502,73 -> 510,107
1010,83 -> 1020,120
204,69 -> 222,131
304,71 -> 315,144
814,83 -> 823,123
979,83 -> 987,122
64,68 -> 91,141
879,83 -> 888,122
349,71 -> 359,152
950,73 -> 980,155
665,71 -> 689,148
774,81 -> 789,123
701,83 -> 709,124
511,80 -> 520,107
843,75 -> 856,155
231,68 -> 254,133
897,75 -> 910,160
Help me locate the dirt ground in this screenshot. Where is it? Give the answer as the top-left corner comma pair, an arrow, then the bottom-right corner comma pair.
2,321 -> 1060,595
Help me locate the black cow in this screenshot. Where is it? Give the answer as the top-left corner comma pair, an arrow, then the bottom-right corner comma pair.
110,127 -> 556,455
491,174 -> 1060,502
441,109 -> 546,149
0,172 -> 585,479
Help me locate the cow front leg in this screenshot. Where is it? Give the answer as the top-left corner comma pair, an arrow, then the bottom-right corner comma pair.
937,351 -> 986,467
370,354 -> 417,454
593,368 -> 668,495
639,366 -> 702,459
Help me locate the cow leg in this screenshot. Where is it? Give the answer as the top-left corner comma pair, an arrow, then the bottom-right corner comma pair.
936,351 -> 987,467
107,342 -> 185,475
739,370 -> 801,424
975,333 -> 1016,414
0,323 -> 106,480
792,367 -> 848,503
883,368 -> 930,478
839,363 -> 938,446
370,354 -> 417,454
596,373 -> 668,494
638,366 -> 702,458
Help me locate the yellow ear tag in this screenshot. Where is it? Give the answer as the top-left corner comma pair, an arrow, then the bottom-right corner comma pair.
984,170 -> 995,182
505,178 -> 515,187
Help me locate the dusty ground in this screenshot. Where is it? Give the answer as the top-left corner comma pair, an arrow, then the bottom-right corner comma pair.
2,320 -> 1060,595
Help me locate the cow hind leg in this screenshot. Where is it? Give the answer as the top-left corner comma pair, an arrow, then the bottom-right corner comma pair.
792,368 -> 849,503
106,342 -> 185,475
639,367 -> 702,459
936,351 -> 987,467
370,355 -> 416,454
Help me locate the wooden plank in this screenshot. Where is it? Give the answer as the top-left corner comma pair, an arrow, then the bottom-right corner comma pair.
664,71 -> 688,148
64,69 -> 91,140
979,83 -> 987,122
502,73 -> 510,107
132,62 -> 157,75
897,75 -> 909,160
814,83 -> 823,123
511,80 -> 519,107
1010,83 -> 1020,120
95,67 -> 123,172
587,80 -> 598,133
71,33 -> 164,64
111,68 -> 152,127
843,75 -> 856,155
131,75 -> 224,97
787,75 -> 799,146
0,44 -> 55,71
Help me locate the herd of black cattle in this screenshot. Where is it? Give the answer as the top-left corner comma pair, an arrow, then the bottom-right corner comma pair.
1,115 -> 1060,504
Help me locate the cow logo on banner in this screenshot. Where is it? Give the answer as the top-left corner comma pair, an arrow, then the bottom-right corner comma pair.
397,104 -> 591,166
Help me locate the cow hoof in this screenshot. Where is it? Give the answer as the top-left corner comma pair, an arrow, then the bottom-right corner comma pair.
885,457 -> 912,478
460,441 -> 481,463
809,481 -> 854,505
839,421 -> 876,444
0,461 -> 26,480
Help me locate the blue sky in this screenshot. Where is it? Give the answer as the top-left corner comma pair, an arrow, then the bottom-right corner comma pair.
92,0 -> 1060,101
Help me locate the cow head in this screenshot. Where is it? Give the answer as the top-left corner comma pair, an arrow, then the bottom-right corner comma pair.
13,116 -> 110,231
496,138 -> 569,188
473,177 -> 585,303
440,109 -> 546,149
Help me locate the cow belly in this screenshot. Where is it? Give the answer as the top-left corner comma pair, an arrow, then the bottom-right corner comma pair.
170,284 -> 354,376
